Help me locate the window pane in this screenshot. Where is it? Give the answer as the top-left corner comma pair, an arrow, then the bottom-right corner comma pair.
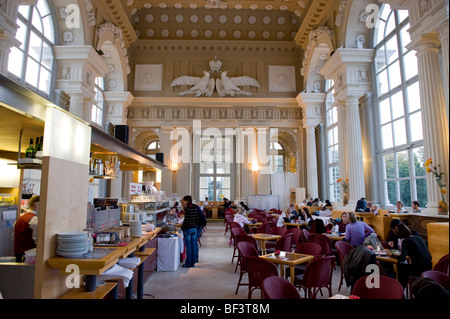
216,176 -> 230,189
381,124 -> 393,149
399,180 -> 411,205
393,118 -> 407,146
397,10 -> 409,24
385,11 -> 396,36
407,82 -> 421,112
391,91 -> 404,119
410,112 -> 423,142
28,31 -> 42,61
416,178 -> 428,206
7,47 -> 24,77
375,48 -> 387,72
18,5 -> 30,19
379,98 -> 391,124
199,189 -> 213,201
200,176 -> 213,189
16,20 -> 28,50
329,166 -> 339,184
377,69 -> 389,96
403,51 -> 418,80
375,19 -> 387,45
397,151 -> 410,178
216,189 -> 230,201
387,180 -> 397,205
388,61 -> 402,89
25,57 -> 39,87
42,16 -> 54,43
400,24 -> 411,53
41,42 -> 53,69
385,35 -> 399,64
31,7 -> 43,33
200,162 -> 214,174
216,163 -> 230,174
384,153 -> 396,179
413,147 -> 426,177
39,67 -> 51,94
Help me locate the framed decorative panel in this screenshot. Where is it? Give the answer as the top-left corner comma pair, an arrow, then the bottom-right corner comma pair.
268,65 -> 296,92
134,64 -> 163,91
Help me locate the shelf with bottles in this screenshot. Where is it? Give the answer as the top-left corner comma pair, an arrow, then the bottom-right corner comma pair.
89,153 -> 120,179
8,130 -> 44,169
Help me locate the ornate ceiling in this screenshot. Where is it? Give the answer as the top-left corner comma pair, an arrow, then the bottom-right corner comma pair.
119,0 -> 315,42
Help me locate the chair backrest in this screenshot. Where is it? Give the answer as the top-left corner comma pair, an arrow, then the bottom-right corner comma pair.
231,227 -> 248,240
335,241 -> 355,264
228,221 -> 242,230
302,256 -> 335,288
310,219 -> 326,233
309,222 -> 317,233
246,256 -> 279,290
255,222 -> 274,234
285,228 -> 303,247
275,233 -> 294,251
261,276 -> 301,299
433,254 -> 449,275
294,242 -> 322,259
421,270 -> 449,289
236,242 -> 260,271
235,234 -> 259,251
353,275 -> 404,299
272,217 -> 279,226
271,227 -> 287,237
302,228 -> 310,242
225,214 -> 234,222
308,233 -> 333,256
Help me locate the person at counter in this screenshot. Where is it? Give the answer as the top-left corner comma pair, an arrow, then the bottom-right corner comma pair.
13,195 -> 39,262
411,200 -> 422,213
180,195 -> 200,268
164,207 -> 179,225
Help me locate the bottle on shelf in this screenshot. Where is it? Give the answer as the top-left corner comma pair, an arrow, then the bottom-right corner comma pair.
25,138 -> 35,158
34,137 -> 42,159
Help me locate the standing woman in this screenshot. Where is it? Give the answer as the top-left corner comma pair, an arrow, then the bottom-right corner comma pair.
344,212 -> 374,247
181,195 -> 199,268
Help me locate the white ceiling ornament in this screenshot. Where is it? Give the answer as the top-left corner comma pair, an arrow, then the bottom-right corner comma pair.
135,64 -> 163,91
268,65 -> 296,92
170,57 -> 260,97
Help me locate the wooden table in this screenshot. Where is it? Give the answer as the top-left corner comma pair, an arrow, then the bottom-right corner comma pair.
375,250 -> 407,280
251,233 -> 281,254
259,251 -> 314,284
244,222 -> 262,232
206,206 -> 219,219
323,233 -> 345,241
283,221 -> 308,228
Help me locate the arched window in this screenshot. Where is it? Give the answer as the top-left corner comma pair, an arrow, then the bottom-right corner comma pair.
145,139 -> 160,160
8,0 -> 55,96
374,5 -> 426,207
325,79 -> 339,202
91,77 -> 105,126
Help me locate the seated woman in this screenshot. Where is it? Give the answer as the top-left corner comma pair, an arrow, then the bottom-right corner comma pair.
277,207 -> 289,227
299,206 -> 314,227
322,200 -> 333,211
334,212 -> 350,233
385,218 -> 402,249
386,224 -> 432,287
233,211 -> 250,228
395,200 -> 407,214
164,207 -> 180,225
344,212 -> 374,247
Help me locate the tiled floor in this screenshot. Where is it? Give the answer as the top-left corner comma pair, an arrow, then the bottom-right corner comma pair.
143,222 -> 352,299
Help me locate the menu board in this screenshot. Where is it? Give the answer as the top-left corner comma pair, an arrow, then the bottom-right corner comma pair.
130,183 -> 142,195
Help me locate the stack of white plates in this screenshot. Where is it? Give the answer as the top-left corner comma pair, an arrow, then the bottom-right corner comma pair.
56,231 -> 89,258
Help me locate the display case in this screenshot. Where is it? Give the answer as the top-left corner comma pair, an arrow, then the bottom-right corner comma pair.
126,200 -> 170,227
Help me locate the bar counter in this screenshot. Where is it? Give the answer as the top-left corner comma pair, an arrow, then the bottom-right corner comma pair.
47,227 -> 161,295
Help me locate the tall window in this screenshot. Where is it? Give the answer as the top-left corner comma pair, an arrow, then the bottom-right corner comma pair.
8,0 -> 55,96
325,80 -> 340,202
91,77 -> 105,126
269,141 -> 284,173
145,140 -> 160,160
199,136 -> 232,201
374,5 -> 427,207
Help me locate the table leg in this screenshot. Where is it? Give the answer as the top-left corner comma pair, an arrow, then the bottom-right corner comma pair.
279,265 -> 285,280
85,275 -> 97,292
393,263 -> 398,280
137,263 -> 144,299
290,266 -> 295,285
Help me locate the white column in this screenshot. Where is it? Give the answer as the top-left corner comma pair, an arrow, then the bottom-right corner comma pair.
158,128 -> 173,197
345,95 -> 366,205
104,91 -> 134,126
437,21 -> 449,127
67,92 -> 85,120
336,102 -> 347,186
257,127 -> 271,195
304,122 -> 319,198
413,34 -> 449,208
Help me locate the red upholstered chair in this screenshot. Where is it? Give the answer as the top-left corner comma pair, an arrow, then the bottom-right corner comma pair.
421,270 -> 449,289
308,234 -> 335,270
245,256 -> 279,299
309,222 -> 317,233
287,242 -> 323,281
224,214 -> 235,235
231,227 -> 249,265
254,221 -> 274,234
235,242 -> 260,295
261,276 -> 301,299
296,256 -> 336,299
335,241 -> 355,291
353,275 -> 404,299
302,228 -> 310,242
285,228 -> 303,250
265,227 -> 287,250
228,221 -> 242,246
433,254 -> 449,275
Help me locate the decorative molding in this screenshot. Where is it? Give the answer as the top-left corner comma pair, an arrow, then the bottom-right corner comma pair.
96,22 -> 131,74
84,0 -> 96,27
335,0 -> 347,27
134,64 -> 163,91
301,26 -> 334,76
268,65 -> 296,92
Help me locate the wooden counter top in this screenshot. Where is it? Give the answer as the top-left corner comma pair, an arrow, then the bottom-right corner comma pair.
47,227 -> 161,275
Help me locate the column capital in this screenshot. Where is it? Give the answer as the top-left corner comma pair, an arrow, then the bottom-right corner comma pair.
408,32 -> 442,55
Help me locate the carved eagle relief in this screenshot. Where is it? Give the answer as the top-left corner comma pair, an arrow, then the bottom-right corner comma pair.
170,58 -> 260,97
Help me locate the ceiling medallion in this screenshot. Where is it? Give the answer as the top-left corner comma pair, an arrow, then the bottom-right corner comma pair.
170,57 -> 260,97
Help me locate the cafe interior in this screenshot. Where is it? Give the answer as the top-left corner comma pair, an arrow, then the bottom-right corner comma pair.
0,0 -> 448,301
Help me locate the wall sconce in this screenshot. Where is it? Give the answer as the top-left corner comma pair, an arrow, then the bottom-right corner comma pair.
156,170 -> 161,183
252,160 -> 258,173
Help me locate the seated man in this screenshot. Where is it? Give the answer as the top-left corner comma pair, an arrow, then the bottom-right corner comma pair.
411,200 -> 422,213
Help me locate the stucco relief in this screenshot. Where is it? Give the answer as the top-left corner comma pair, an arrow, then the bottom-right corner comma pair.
134,64 -> 163,91
268,65 -> 296,92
